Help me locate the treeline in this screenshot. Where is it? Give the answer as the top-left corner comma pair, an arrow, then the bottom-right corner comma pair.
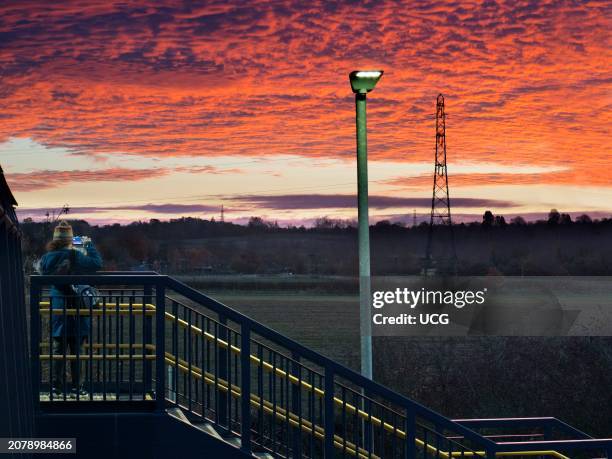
20,210 -> 612,276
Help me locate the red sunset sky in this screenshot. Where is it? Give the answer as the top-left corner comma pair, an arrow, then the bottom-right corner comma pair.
0,1 -> 610,225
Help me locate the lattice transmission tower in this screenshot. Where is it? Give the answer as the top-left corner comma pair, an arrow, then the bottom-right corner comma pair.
424,94 -> 456,271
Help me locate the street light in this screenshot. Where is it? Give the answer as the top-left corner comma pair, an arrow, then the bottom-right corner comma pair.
349,71 -> 383,94
349,70 -> 383,379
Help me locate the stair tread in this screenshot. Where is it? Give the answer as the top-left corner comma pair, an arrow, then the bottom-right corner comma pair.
171,413 -> 270,457
190,421 -> 224,441
224,436 -> 242,447
166,407 -> 190,424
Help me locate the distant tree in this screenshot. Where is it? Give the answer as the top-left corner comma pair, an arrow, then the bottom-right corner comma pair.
248,216 -> 268,229
314,217 -> 334,229
560,213 -> 572,225
494,215 -> 507,227
121,232 -> 150,262
576,214 -> 592,224
482,210 -> 494,227
229,251 -> 261,273
548,209 -> 561,225
315,217 -> 353,229
375,220 -> 392,227
510,216 -> 527,226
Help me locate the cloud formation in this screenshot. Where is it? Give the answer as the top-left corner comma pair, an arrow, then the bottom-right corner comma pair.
7,164 -> 237,191
229,194 -> 516,210
0,0 -> 609,192
8,167 -> 171,191
384,170 -> 595,188
18,203 -> 224,218
17,194 -> 513,217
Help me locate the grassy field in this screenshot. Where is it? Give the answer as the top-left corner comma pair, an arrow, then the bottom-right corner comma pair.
198,290 -> 361,371
176,274 -> 361,369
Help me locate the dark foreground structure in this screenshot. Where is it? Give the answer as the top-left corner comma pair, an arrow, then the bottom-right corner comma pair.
2,167 -> 611,458
0,166 -> 35,447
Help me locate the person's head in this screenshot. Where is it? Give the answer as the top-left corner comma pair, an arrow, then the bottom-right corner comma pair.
46,220 -> 73,252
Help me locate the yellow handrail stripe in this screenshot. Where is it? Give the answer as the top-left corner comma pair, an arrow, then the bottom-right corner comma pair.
39,302 -> 156,309
39,343 -> 156,351
40,308 -> 155,316
40,354 -> 156,360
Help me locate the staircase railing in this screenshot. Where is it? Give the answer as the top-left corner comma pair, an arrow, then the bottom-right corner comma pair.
31,273 -> 612,459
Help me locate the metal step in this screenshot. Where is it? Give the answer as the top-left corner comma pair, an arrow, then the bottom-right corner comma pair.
168,407 -> 276,458
199,422 -> 276,458
224,436 -> 242,448
190,421 -> 224,441
167,406 -> 190,424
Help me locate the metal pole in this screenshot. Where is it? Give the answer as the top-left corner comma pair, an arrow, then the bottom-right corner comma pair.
356,92 -> 372,379
155,281 -> 166,412
240,322 -> 252,454
324,362 -> 335,457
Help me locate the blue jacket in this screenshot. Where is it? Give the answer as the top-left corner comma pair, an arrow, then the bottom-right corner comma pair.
40,245 -> 103,337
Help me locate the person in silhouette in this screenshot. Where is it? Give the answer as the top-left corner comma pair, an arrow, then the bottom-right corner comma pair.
40,221 -> 102,398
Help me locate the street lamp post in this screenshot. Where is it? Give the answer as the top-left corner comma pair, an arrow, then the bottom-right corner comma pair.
349,70 -> 383,379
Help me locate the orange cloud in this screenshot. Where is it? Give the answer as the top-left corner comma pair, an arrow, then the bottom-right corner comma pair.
6,163 -> 241,192
386,170 -> 612,188
6,168 -> 172,191
0,0 -> 609,190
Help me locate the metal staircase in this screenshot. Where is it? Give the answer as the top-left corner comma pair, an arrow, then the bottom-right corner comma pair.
31,272 -> 612,458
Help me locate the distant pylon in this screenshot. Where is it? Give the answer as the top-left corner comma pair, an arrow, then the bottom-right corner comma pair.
220,204 -> 224,222
413,209 -> 417,227
425,94 -> 456,270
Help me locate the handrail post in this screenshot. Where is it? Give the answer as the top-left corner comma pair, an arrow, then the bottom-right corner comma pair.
240,322 -> 251,455
291,352 -> 302,459
364,389 -> 372,453
434,422 -> 442,455
486,447 -> 496,459
324,363 -> 335,458
155,281 -> 166,412
218,315 -> 228,430
143,284 -> 153,395
404,407 -> 416,459
30,280 -> 41,413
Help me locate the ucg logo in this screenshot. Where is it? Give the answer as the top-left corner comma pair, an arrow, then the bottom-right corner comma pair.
419,314 -> 449,325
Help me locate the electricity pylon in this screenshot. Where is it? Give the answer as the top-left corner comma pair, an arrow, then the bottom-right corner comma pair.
425,94 -> 456,272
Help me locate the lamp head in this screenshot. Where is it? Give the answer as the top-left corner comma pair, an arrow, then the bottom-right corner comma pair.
349,70 -> 383,94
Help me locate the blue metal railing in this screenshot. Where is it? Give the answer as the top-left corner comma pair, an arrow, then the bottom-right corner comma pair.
31,275 -> 164,408
30,273 -> 612,458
